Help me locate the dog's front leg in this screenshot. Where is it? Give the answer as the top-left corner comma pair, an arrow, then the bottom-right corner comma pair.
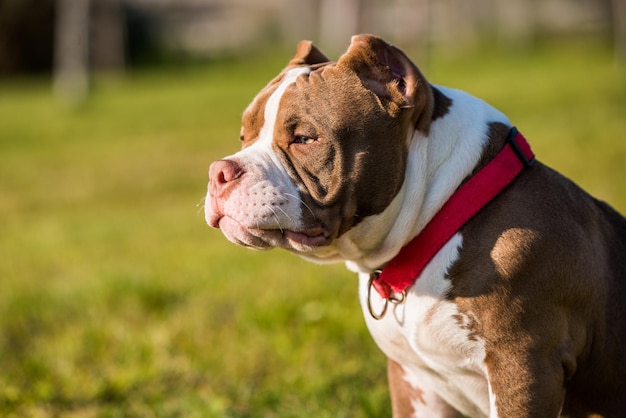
387,358 -> 463,418
485,349 -> 567,418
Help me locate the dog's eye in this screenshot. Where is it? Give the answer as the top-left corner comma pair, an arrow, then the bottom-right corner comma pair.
293,135 -> 317,145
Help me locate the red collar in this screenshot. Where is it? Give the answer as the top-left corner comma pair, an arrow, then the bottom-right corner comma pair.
369,127 -> 535,307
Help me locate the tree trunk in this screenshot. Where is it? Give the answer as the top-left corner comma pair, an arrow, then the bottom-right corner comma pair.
54,0 -> 90,105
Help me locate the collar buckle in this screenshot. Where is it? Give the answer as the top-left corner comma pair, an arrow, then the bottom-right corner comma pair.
507,127 -> 535,167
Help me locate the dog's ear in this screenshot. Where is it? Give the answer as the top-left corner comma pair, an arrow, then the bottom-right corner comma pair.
288,40 -> 330,67
337,34 -> 433,132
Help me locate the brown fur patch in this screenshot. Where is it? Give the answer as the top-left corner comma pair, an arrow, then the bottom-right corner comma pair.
387,358 -> 418,417
445,154 -> 626,415
270,66 -> 411,236
288,40 -> 329,67
431,87 -> 453,122
469,121 -> 510,177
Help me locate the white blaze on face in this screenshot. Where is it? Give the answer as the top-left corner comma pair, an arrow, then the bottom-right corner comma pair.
256,66 -> 312,149
234,66 -> 312,168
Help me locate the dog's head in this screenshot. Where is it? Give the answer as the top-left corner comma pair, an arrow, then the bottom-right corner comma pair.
205,35 -> 434,262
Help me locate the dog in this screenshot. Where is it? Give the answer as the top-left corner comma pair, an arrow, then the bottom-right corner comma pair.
204,34 -> 626,417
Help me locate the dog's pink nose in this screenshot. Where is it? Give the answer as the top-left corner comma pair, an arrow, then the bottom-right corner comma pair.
209,159 -> 244,196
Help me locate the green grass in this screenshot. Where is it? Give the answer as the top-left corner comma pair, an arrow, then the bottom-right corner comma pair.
0,40 -> 625,417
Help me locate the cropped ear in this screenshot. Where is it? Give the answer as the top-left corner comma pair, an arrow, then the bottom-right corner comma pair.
337,34 -> 433,132
288,40 -> 330,67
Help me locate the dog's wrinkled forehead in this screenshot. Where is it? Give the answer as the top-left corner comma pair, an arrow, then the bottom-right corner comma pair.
239,34 -> 433,149
241,66 -> 313,148
240,39 -> 330,142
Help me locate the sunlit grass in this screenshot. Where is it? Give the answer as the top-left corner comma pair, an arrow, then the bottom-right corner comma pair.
0,39 -> 624,416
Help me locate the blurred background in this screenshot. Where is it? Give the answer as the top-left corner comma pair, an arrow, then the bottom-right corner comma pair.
1,0 -> 625,416
1,0 -> 625,78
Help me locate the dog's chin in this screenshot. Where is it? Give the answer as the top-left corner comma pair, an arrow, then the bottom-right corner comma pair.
218,216 -> 332,252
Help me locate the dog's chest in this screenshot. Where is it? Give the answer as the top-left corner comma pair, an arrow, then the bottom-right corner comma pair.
358,234 -> 491,417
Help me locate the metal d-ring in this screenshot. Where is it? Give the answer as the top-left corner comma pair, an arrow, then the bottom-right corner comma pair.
389,289 -> 406,305
367,273 -> 407,320
367,274 -> 388,320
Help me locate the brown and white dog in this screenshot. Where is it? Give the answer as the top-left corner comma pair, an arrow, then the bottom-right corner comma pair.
204,34 -> 626,417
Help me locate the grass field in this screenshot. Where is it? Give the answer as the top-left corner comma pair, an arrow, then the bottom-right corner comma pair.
1,39 -> 625,417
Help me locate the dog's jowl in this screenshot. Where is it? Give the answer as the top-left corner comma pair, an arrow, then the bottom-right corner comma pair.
205,34 -> 626,418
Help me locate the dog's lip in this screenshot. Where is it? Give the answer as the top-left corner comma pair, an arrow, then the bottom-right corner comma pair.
212,215 -> 330,249
207,214 -> 222,229
283,227 -> 329,247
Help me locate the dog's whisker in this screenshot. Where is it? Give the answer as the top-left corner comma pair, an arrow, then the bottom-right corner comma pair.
274,205 -> 294,225
196,196 -> 207,214
266,205 -> 284,233
284,193 -> 316,219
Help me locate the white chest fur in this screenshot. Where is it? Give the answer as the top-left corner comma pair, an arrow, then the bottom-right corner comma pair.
358,234 -> 492,418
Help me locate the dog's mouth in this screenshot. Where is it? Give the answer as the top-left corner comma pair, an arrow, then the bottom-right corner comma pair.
283,227 -> 329,247
213,215 -> 331,251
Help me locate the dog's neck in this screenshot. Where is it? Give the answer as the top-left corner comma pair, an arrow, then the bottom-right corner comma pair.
325,86 -> 510,273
